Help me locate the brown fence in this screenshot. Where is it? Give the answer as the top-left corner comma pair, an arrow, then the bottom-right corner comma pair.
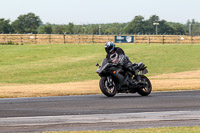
0,34 -> 200,44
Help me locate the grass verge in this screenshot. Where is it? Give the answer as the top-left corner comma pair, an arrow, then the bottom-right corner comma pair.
0,44 -> 200,84
42,126 -> 200,133
0,44 -> 200,98
0,70 -> 200,98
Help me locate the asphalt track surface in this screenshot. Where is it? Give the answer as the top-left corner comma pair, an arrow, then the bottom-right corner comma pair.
0,90 -> 200,132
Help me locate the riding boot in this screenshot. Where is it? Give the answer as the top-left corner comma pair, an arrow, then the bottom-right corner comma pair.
126,71 -> 135,86
131,64 -> 138,75
127,66 -> 136,76
127,66 -> 140,86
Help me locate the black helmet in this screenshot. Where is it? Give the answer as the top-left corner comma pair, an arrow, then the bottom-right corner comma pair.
104,42 -> 115,54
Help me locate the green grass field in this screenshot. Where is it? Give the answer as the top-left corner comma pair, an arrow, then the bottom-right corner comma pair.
0,44 -> 200,84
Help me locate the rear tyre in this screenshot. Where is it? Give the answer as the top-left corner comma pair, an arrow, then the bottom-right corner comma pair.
99,77 -> 117,97
137,75 -> 152,96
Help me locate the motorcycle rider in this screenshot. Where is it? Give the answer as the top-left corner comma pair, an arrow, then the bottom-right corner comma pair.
104,41 -> 137,83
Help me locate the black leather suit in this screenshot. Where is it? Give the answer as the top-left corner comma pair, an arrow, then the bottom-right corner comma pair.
106,47 -> 135,76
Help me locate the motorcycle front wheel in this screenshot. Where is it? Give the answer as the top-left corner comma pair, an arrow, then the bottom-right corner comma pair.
99,77 -> 117,97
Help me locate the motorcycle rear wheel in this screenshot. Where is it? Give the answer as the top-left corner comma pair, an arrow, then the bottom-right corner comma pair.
99,77 -> 117,97
137,75 -> 152,96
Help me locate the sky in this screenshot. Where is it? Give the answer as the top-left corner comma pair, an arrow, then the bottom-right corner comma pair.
0,0 -> 200,25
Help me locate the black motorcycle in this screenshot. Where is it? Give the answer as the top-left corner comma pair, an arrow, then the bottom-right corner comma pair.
96,58 -> 152,97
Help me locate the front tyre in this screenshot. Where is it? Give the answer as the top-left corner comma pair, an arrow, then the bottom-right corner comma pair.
137,75 -> 152,96
99,77 -> 117,97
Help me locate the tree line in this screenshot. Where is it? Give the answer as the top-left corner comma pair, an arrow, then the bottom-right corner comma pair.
0,12 -> 200,35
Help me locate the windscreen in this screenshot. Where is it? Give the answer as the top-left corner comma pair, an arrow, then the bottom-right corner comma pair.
101,58 -> 108,67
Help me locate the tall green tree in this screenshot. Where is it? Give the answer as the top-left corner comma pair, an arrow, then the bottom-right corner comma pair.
168,22 -> 185,35
186,19 -> 200,35
67,22 -> 74,34
104,23 -> 126,34
191,22 -> 200,35
0,18 -> 13,33
145,15 -> 159,34
123,15 -> 145,34
38,23 -> 53,34
87,24 -> 99,34
12,12 -> 42,33
157,20 -> 174,34
52,25 -> 68,34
